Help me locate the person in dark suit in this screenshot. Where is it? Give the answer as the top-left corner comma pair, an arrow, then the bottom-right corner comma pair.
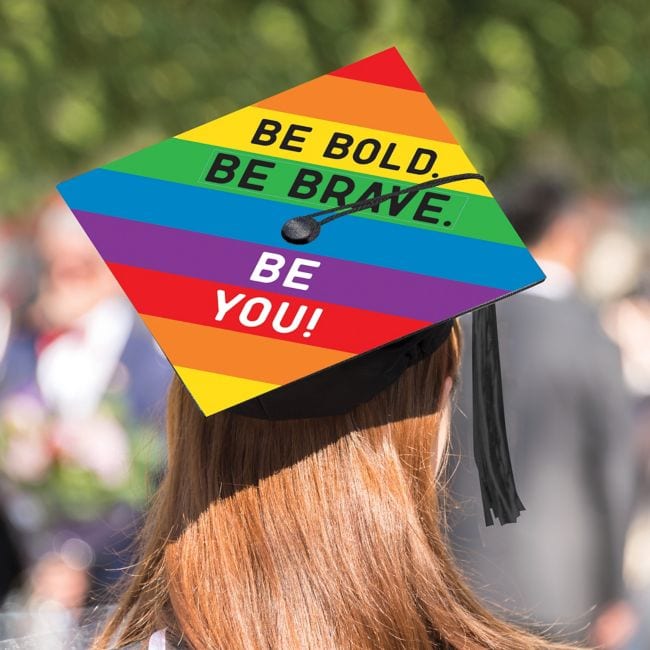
449,174 -> 638,647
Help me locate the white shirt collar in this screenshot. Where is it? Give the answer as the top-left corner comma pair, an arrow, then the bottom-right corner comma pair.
526,258 -> 576,301
36,296 -> 134,418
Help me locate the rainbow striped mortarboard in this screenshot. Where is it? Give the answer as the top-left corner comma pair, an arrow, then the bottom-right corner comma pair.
57,47 -> 544,421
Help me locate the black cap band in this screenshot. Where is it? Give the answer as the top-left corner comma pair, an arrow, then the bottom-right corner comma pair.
231,321 -> 453,420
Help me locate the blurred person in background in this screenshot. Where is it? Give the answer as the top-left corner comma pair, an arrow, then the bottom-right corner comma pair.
0,226 -> 27,605
1,198 -> 171,420
0,198 -> 171,622
449,173 -> 638,648
597,226 -> 650,648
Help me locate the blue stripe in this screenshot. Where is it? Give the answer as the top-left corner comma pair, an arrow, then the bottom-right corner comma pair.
58,169 -> 543,291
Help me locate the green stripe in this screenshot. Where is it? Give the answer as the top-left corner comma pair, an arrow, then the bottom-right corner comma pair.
104,138 -> 525,247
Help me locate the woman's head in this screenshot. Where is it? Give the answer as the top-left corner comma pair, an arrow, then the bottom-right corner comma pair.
97,322 -> 568,649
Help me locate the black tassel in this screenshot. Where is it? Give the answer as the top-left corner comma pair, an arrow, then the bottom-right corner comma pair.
472,304 -> 524,525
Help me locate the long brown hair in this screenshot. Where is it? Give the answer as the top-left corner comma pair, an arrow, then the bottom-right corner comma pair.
97,323 -> 575,649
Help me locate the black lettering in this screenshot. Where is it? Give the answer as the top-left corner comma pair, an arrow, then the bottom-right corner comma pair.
352,138 -> 381,165
251,118 -> 282,146
356,182 -> 384,213
280,124 -> 313,152
205,152 -> 241,184
238,159 -> 275,191
323,132 -> 353,159
413,191 -> 451,224
320,174 -> 355,207
378,142 -> 401,171
388,187 -> 418,216
288,168 -> 323,199
407,148 -> 437,175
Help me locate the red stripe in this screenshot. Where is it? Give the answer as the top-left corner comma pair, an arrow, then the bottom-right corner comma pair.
329,48 -> 424,92
108,263 -> 430,354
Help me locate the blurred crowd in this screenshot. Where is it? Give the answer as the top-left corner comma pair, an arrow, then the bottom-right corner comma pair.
0,176 -> 648,648
0,198 -> 171,643
1,1 -> 648,646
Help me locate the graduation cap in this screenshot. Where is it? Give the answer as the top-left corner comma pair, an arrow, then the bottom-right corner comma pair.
57,47 -> 544,526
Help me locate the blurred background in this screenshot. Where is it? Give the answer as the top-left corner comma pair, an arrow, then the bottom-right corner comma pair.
0,0 -> 648,647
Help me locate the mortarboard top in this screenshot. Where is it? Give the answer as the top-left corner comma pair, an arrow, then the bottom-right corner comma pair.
56,47 -> 543,420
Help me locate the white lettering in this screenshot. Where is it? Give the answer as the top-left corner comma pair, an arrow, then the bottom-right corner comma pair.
239,297 -> 272,327
250,252 -> 286,284
215,289 -> 246,321
283,258 -> 321,291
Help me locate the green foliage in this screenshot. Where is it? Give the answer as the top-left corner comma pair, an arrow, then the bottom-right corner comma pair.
0,0 -> 648,215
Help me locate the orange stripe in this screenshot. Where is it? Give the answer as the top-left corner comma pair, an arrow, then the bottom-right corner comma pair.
255,75 -> 457,144
141,314 -> 353,385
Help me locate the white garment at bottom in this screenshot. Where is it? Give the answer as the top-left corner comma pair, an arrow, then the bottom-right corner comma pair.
148,630 -> 167,650
148,628 -> 167,649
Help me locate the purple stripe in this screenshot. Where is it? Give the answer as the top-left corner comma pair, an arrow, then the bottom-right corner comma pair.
74,210 -> 507,322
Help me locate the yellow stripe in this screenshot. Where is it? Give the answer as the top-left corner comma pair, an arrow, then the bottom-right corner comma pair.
177,106 -> 491,198
175,365 -> 279,416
